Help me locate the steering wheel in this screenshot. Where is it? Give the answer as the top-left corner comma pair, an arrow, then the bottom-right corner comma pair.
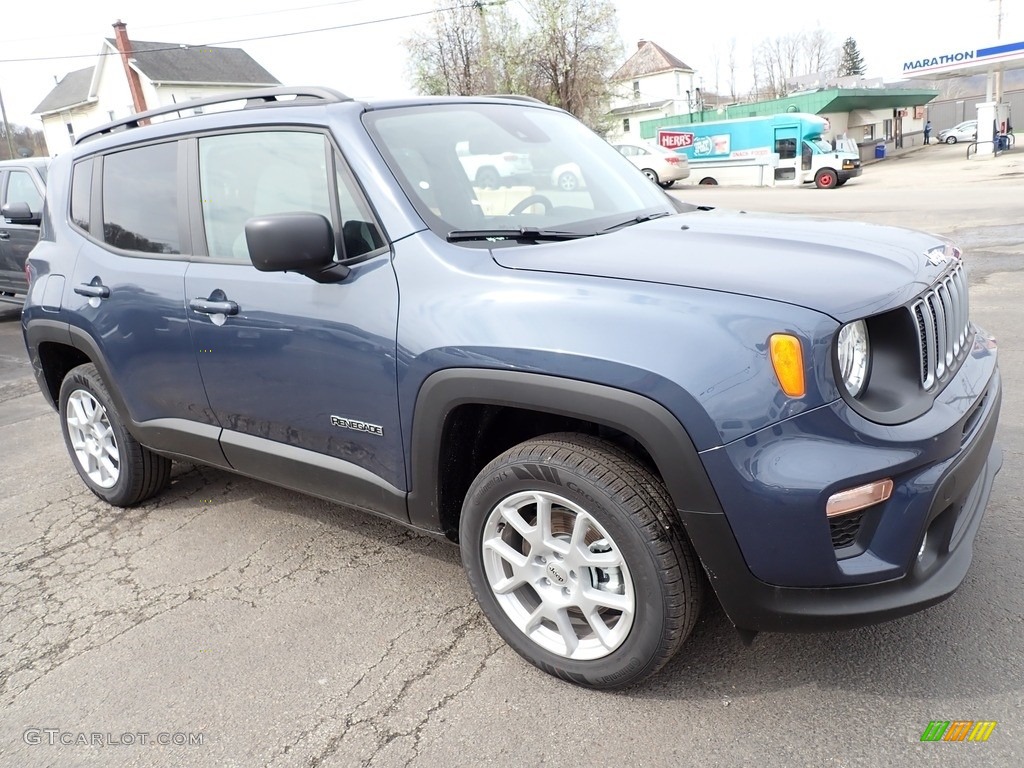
508,194 -> 554,216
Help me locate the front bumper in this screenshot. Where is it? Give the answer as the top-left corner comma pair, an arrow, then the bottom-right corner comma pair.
683,333 -> 1001,633
838,165 -> 862,181
683,384 -> 1000,632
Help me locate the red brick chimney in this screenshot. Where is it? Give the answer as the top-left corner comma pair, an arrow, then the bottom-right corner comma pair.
112,20 -> 148,116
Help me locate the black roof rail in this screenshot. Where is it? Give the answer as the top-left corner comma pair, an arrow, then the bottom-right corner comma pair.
75,85 -> 351,145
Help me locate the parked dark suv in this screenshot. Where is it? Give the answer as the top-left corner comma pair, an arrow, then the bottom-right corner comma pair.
22,87 -> 1002,688
0,157 -> 48,305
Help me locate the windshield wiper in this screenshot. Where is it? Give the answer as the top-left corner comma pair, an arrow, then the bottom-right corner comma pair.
446,227 -> 590,243
598,211 -> 673,234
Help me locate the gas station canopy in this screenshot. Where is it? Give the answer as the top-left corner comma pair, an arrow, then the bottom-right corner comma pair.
899,40 -> 1024,80
899,39 -> 1021,156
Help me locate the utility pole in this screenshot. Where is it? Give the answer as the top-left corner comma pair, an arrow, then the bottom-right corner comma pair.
0,85 -> 15,160
474,0 -> 494,93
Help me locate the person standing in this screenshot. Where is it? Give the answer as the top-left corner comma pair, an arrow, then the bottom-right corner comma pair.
924,120 -> 932,145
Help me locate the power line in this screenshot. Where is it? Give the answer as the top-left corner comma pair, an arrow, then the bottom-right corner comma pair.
0,0 -> 376,44
0,3 -> 489,64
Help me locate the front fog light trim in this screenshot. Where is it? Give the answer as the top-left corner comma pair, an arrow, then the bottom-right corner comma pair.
826,478 -> 893,518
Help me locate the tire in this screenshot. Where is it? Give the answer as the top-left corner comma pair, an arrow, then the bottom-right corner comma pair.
698,177 -> 718,186
814,168 -> 838,189
59,363 -> 171,507
641,168 -> 659,185
658,180 -> 674,189
835,178 -> 848,187
475,167 -> 501,189
945,136 -> 956,144
460,433 -> 703,689
557,171 -> 579,191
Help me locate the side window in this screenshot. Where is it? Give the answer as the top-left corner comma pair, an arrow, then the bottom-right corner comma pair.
775,138 -> 797,160
335,155 -> 384,259
102,143 -> 181,254
7,171 -> 43,212
70,160 -> 93,232
199,131 -> 332,261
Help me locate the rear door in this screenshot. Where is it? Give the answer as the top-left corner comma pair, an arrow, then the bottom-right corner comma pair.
67,143 -> 221,463
0,167 -> 44,296
183,129 -> 405,518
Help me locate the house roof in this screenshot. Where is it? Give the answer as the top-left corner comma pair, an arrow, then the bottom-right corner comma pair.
32,67 -> 96,115
612,41 -> 692,82
103,39 -> 279,85
608,99 -> 673,116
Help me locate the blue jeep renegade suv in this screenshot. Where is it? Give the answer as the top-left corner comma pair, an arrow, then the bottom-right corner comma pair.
21,87 -> 1002,688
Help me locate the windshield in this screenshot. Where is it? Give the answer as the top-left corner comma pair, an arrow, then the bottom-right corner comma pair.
363,103 -> 674,240
809,138 -> 833,153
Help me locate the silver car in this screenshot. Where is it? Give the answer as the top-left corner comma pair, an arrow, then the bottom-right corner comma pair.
937,120 -> 977,144
613,143 -> 691,187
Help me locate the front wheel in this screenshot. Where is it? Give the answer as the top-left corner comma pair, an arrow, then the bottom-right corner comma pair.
460,433 -> 703,688
814,168 -> 838,189
59,363 -> 171,506
945,136 -> 957,144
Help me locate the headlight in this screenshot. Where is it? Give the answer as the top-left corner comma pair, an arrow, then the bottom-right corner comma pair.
837,320 -> 870,397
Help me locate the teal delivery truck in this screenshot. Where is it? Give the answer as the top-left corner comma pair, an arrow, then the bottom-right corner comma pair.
657,112 -> 862,189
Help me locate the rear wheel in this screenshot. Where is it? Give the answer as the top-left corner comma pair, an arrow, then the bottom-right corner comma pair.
641,168 -> 659,185
557,171 -> 579,191
698,177 -> 718,186
460,433 -> 703,689
814,168 -> 838,189
59,363 -> 171,506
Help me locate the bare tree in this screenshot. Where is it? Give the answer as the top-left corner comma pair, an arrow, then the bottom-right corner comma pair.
405,3 -> 484,96
525,0 -> 622,126
405,0 -> 621,128
751,27 -> 838,98
405,1 -> 530,96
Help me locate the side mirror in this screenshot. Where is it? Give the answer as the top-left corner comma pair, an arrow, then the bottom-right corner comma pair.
2,201 -> 40,225
244,212 -> 349,283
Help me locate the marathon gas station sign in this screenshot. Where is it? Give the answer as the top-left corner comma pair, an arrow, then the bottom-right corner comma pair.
903,40 -> 1024,76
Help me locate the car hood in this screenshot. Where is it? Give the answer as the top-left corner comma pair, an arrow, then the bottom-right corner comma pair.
491,209 -> 949,321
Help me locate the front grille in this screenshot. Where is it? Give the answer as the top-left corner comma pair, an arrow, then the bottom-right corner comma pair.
911,262 -> 969,390
830,512 -> 864,549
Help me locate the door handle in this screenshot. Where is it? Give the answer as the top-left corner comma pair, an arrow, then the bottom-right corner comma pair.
74,282 -> 110,299
189,297 -> 239,316
0,231 -> 10,240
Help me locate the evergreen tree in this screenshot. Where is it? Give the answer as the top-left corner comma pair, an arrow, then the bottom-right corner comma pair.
837,37 -> 866,77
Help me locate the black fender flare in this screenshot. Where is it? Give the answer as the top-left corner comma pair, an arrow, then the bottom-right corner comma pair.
406,368 -> 724,532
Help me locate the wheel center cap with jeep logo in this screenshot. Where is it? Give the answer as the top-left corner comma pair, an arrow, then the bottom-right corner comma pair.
546,562 -> 568,585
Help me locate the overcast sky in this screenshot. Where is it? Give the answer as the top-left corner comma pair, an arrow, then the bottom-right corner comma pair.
1,0 -> 1020,127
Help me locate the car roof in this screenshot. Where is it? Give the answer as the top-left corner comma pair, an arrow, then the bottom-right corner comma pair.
71,86 -> 561,155
0,157 -> 50,169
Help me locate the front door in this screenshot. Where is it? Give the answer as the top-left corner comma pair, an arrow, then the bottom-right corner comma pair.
773,128 -> 799,184
184,129 -> 404,518
0,168 -> 44,296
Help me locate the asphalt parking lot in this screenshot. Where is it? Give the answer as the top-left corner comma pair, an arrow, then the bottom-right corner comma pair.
1,143 -> 1022,767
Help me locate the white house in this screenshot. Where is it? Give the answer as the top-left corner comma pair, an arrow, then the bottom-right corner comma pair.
33,21 -> 279,154
605,41 -> 698,144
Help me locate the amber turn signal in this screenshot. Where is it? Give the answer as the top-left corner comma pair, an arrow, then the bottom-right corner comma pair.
826,478 -> 894,518
769,334 -> 805,397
